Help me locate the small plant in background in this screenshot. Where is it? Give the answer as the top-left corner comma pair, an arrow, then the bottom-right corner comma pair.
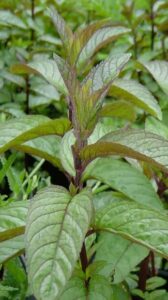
1,1 -> 168,300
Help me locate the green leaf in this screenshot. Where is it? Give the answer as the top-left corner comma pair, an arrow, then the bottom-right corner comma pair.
0,115 -> 70,155
60,274 -> 113,300
145,116 -> 168,139
70,20 -> 110,65
0,235 -> 24,264
49,7 -> 73,50
0,70 -> 25,87
0,284 -> 19,299
111,284 -> 131,300
147,289 -> 168,300
0,103 -> 25,117
132,289 -> 145,299
89,122 -> 115,144
30,80 -> 60,101
2,259 -> 27,299
0,201 -> 27,232
100,100 -> 136,121
53,54 -> 69,82
88,275 -> 113,299
140,60 -> 168,95
0,153 -> 17,184
83,158 -> 163,209
83,54 -> 131,93
80,129 -> 168,172
29,95 -> 54,108
60,275 -> 130,299
59,276 -> 86,300
11,59 -> 67,95
74,55 -> 131,133
109,79 -> 162,120
0,155 -> 24,197
0,10 -> 27,29
15,135 -> 62,169
38,35 -> 61,46
146,276 -> 166,291
25,186 -> 93,300
92,192 -> 126,211
95,232 -> 149,283
0,201 -> 27,241
75,24 -> 130,68
60,130 -> 76,176
94,199 -> 168,259
0,30 -> 9,41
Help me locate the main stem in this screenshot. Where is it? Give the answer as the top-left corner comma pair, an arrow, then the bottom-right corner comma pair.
74,150 -> 89,273
72,132 -> 89,274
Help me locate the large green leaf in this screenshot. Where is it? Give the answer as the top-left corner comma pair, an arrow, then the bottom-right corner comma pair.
76,25 -> 130,68
94,199 -> 168,259
83,54 -> 131,93
0,115 -> 70,155
83,158 -> 162,209
25,186 -> 93,300
0,235 -> 24,264
140,60 -> 168,95
95,232 -> 148,284
11,59 -> 67,95
80,129 -> 168,172
0,10 -> 27,29
109,79 -> 162,120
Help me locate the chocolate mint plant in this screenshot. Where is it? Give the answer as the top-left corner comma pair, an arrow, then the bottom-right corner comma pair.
1,6 -> 168,300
